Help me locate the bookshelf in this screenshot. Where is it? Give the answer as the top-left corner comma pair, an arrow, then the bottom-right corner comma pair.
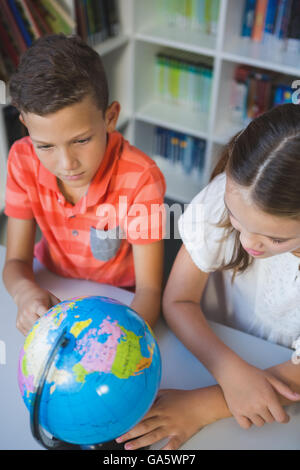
1,0 -> 300,208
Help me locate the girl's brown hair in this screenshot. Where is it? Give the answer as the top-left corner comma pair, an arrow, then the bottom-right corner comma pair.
211,103 -> 300,276
9,34 -> 109,115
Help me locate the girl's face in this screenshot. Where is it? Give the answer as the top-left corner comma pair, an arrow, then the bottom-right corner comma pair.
225,175 -> 300,258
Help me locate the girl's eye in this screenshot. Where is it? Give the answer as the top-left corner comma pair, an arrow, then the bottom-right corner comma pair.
271,239 -> 284,244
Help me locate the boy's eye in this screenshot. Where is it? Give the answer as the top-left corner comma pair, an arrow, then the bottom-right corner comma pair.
75,137 -> 91,144
37,145 -> 53,150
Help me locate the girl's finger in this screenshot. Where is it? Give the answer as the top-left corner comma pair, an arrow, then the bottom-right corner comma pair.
268,402 -> 290,424
235,415 -> 252,429
268,376 -> 300,401
249,414 -> 265,427
259,408 -> 275,424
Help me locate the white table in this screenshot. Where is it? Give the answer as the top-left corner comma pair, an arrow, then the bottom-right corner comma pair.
0,245 -> 299,450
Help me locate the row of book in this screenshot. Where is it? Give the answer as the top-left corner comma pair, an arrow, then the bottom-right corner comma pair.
241,0 -> 300,54
75,0 -> 120,46
0,0 -> 75,82
159,0 -> 220,36
230,65 -> 294,125
154,53 -> 213,114
154,126 -> 206,176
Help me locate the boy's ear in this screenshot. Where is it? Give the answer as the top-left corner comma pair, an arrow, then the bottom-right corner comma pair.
19,113 -> 27,128
104,101 -> 121,133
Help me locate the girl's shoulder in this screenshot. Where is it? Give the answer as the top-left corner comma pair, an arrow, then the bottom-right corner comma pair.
178,173 -> 233,273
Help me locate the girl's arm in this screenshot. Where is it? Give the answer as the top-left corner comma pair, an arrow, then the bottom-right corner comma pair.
162,244 -> 300,428
162,243 -> 243,381
117,358 -> 300,451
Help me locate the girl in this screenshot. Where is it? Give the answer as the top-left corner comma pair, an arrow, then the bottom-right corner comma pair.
116,103 -> 300,450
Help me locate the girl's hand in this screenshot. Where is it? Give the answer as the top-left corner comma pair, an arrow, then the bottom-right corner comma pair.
219,360 -> 300,429
15,285 -> 60,336
115,388 -> 221,451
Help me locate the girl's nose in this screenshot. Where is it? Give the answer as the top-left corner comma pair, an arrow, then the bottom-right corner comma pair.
239,231 -> 264,251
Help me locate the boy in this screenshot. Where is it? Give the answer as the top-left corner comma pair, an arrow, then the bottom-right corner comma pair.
2,34 -> 166,336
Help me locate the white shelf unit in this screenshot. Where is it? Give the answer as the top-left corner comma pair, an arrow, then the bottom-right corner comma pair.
1,0 -> 300,208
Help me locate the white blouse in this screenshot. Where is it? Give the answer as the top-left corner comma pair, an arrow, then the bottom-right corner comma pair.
178,173 -> 300,364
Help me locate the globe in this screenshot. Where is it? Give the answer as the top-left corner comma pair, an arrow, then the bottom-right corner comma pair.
18,295 -> 161,446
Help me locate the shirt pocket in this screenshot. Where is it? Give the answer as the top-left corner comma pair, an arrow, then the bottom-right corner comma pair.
90,226 -> 123,262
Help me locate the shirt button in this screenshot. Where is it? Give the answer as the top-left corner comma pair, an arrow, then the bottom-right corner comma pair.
72,230 -> 79,237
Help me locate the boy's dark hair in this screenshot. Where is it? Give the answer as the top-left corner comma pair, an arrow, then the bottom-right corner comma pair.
211,103 -> 300,277
9,34 -> 109,115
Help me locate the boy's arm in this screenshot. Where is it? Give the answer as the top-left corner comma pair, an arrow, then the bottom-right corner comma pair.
3,217 -> 60,334
3,216 -> 37,298
130,240 -> 164,328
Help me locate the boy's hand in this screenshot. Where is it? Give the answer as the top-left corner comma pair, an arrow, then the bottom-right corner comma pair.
219,360 -> 300,429
115,388 -> 221,451
15,285 -> 60,336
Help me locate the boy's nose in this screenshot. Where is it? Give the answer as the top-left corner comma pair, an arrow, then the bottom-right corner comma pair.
60,149 -> 79,171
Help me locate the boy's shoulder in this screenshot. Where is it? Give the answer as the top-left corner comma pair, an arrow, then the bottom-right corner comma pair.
110,132 -> 166,189
116,132 -> 160,173
8,136 -> 38,169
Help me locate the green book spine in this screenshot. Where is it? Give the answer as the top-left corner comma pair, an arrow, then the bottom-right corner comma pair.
194,64 -> 203,112
154,55 -> 166,100
210,0 -> 220,35
202,67 -> 213,114
204,0 -> 212,34
169,58 -> 181,104
179,61 -> 189,105
175,0 -> 186,28
196,0 -> 206,33
191,0 -> 199,30
39,0 -> 73,34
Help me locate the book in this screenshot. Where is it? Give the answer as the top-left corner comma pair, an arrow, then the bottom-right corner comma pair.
21,0 -> 43,39
274,0 -> 292,39
75,0 -> 88,41
0,0 -> 27,53
103,0 -> 120,37
273,84 -> 292,105
93,0 -> 109,43
278,0 -> 292,39
241,0 -> 256,37
38,0 -> 75,34
28,0 -> 53,35
8,0 -> 33,47
286,0 -> 300,54
0,17 -> 19,67
0,53 -> 9,82
252,0 -> 268,41
264,0 -> 279,34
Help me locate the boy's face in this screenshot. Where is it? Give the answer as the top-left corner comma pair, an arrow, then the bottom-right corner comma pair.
20,95 -> 120,190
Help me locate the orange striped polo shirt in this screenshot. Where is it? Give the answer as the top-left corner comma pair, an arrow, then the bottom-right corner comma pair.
5,131 -> 166,287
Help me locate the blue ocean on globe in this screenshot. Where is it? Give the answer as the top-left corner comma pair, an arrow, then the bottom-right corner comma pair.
18,295 -> 161,445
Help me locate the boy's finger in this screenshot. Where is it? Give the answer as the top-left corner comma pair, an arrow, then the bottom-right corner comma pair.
36,304 -> 49,317
161,435 -> 183,451
124,429 -> 163,450
49,293 -> 61,306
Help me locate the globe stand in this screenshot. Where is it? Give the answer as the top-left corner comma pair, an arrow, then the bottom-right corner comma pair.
29,328 -> 137,451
